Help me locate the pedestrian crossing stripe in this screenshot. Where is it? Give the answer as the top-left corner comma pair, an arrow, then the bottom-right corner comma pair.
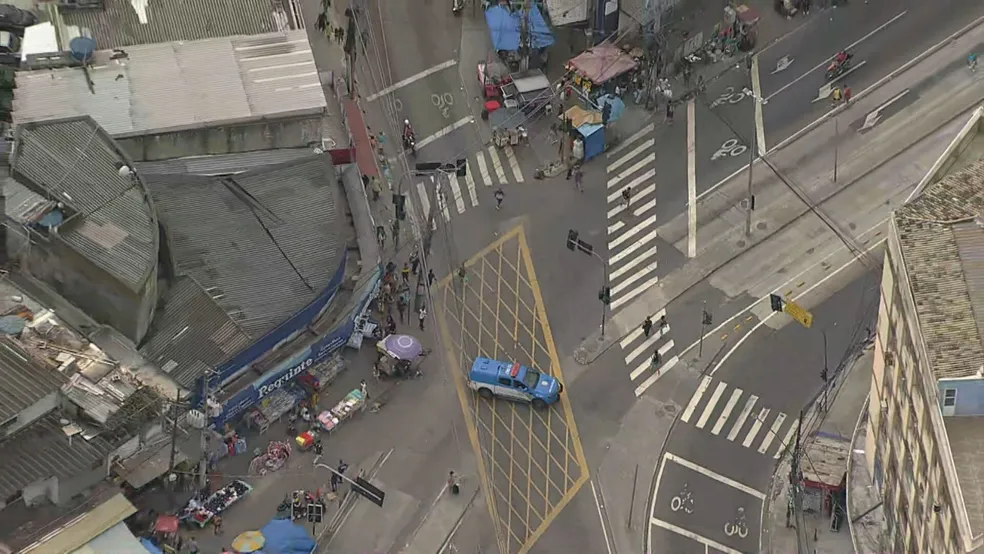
607,138 -> 655,173
487,146 -> 507,182
727,396 -> 757,442
742,408 -> 768,448
695,382 -> 727,429
711,389 -> 742,435
607,122 -> 655,158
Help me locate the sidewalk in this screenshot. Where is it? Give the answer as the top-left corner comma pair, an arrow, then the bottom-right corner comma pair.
576,18 -> 984,365
763,347 -> 873,553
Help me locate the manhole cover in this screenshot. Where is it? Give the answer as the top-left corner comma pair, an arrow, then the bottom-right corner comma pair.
736,239 -> 746,248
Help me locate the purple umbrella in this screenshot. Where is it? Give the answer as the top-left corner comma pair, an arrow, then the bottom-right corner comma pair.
383,334 -> 423,361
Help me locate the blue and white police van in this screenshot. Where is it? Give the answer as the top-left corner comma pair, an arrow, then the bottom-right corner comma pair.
467,357 -> 562,409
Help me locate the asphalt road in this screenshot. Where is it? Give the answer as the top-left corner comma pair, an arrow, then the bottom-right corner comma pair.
649,270 -> 878,554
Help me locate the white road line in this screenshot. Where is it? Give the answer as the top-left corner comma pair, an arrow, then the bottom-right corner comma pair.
634,355 -> 678,397
618,308 -> 666,348
416,181 -> 437,231
687,98 -> 697,258
610,217 -> 657,249
465,163 -> 479,207
742,408 -> 769,448
436,184 -> 451,222
610,246 -> 658,281
751,55 -> 767,154
607,202 -> 627,219
759,412 -> 787,454
366,59 -> 458,101
611,261 -> 658,294
591,481 -> 615,554
681,376 -> 713,423
611,276 -> 660,310
475,151 -> 492,186
448,173 -> 465,214
608,139 -> 655,173
711,389 -> 743,436
775,419 -> 800,459
608,157 -> 652,188
417,117 -> 473,150
624,328 -> 665,365
607,168 -> 657,202
727,396 -> 758,441
487,146 -> 508,183
608,221 -> 625,234
629,339 -> 675,381
608,123 -> 654,157
632,199 -> 658,218
651,518 -> 744,554
696,382 -> 727,429
503,146 -> 524,182
664,453 -> 766,500
764,10 -> 908,102
609,228 -> 659,265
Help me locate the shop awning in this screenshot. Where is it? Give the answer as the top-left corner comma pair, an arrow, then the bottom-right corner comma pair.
21,493 -> 137,553
485,5 -> 555,52
568,43 -> 639,85
72,521 -> 148,554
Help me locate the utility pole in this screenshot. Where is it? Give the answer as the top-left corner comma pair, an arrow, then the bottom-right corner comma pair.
698,302 -> 712,357
833,118 -> 839,183
789,409 -> 810,554
198,369 -> 215,489
343,10 -> 357,98
744,57 -> 755,237
422,172 -> 442,256
821,330 -> 829,413
519,0 -> 531,72
166,388 -> 181,505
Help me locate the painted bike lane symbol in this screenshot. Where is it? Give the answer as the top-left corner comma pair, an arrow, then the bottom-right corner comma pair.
669,483 -> 694,514
712,138 -> 747,161
432,93 -> 454,119
723,507 -> 749,538
709,86 -> 747,108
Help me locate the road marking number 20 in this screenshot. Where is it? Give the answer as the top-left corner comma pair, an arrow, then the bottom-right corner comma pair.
712,138 -> 747,161
432,93 -> 454,119
710,86 -> 747,108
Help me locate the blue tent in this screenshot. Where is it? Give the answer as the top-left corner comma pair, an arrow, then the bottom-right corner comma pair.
140,538 -> 165,554
260,518 -> 316,554
485,5 -> 555,51
596,94 -> 626,124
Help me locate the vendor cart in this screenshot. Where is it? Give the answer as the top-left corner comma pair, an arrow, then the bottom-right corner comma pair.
490,108 -> 528,148
374,334 -> 429,379
478,60 -> 510,99
179,479 -> 253,528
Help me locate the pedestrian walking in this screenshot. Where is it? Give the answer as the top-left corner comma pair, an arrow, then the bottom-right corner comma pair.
213,514 -> 223,534
566,164 -> 573,180
314,440 -> 323,465
409,250 -> 420,274
418,305 -> 427,331
330,472 -> 341,492
428,269 -> 436,287
665,102 -> 674,124
621,186 -> 632,209
376,225 -> 386,248
494,188 -> 504,210
659,314 -> 668,333
371,177 -> 382,201
650,351 -> 661,373
843,84 -> 852,104
642,316 -> 653,338
401,263 -> 410,283
573,167 -> 584,192
448,471 -> 460,495
831,86 -> 842,107
315,12 -> 328,32
397,296 -> 407,322
360,379 -> 369,399
188,538 -> 200,554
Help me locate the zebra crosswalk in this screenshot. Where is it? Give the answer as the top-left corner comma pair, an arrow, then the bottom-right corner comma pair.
606,122 -> 659,312
414,144 -> 526,225
680,376 -> 800,459
620,308 -> 681,397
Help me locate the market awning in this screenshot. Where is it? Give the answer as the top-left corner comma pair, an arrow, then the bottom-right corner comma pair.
21,494 -> 137,553
72,521 -> 148,554
119,434 -> 197,489
568,43 -> 639,85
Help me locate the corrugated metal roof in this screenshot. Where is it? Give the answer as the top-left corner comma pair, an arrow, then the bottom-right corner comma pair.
140,277 -> 253,388
895,160 -> 984,379
134,148 -> 318,176
0,413 -> 119,499
10,117 -> 158,292
20,494 -> 137,554
61,0 -> 296,50
13,30 -> 326,138
145,155 -> 345,337
0,336 -> 67,422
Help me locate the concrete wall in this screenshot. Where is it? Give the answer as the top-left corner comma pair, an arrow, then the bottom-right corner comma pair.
2,392 -> 59,439
118,115 -> 325,162
13,228 -> 157,344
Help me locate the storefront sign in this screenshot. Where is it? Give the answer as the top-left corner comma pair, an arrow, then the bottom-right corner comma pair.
213,270 -> 381,427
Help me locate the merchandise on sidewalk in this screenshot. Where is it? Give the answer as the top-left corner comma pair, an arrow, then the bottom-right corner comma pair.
248,440 -> 292,475
179,479 -> 253,528
246,354 -> 346,433
320,388 -> 366,431
489,107 -> 529,148
374,334 -> 426,379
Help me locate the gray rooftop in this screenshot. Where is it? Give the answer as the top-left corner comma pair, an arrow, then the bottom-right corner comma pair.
0,412 -> 119,500
0,336 -> 68,423
10,117 -> 158,292
13,30 -> 326,138
140,155 -> 348,386
944,417 -> 984,537
895,160 -> 984,379
134,148 -> 319,176
61,0 -> 299,50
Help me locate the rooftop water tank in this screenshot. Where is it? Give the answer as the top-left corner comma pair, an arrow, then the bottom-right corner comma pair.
69,36 -> 96,64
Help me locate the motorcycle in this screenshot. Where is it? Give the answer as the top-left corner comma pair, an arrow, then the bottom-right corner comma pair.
402,119 -> 417,156
452,0 -> 463,15
825,52 -> 853,81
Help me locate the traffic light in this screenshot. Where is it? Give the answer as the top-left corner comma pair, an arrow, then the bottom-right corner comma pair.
393,194 -> 407,220
307,501 -> 324,523
455,158 -> 467,177
769,294 -> 783,312
599,286 -> 611,305
567,229 -> 578,251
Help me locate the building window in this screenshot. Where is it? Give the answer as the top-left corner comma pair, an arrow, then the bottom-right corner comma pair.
942,389 -> 957,415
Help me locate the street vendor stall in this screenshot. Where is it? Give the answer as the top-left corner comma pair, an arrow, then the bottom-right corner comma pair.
490,107 -> 528,148
485,4 -> 554,71
248,440 -> 292,475
318,388 -> 366,434
566,43 -> 639,101
478,59 -> 510,99
374,334 -> 428,379
179,479 -> 253,528
500,70 -> 552,114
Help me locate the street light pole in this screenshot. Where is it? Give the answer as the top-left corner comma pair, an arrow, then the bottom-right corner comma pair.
833,118 -> 839,183
585,248 -> 609,340
821,330 -> 829,413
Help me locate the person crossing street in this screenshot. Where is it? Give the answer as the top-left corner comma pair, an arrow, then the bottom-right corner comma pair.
642,316 -> 653,338
494,188 -> 504,210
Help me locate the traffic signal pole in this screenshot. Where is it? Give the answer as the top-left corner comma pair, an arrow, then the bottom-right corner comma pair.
566,229 -> 609,339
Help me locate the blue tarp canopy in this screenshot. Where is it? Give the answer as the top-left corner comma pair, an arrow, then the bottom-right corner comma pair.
485,5 -> 555,51
596,94 -> 625,124
141,538 -> 165,554
260,518 -> 316,554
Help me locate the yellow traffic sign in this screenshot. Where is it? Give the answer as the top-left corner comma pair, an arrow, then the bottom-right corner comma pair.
783,298 -> 813,328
